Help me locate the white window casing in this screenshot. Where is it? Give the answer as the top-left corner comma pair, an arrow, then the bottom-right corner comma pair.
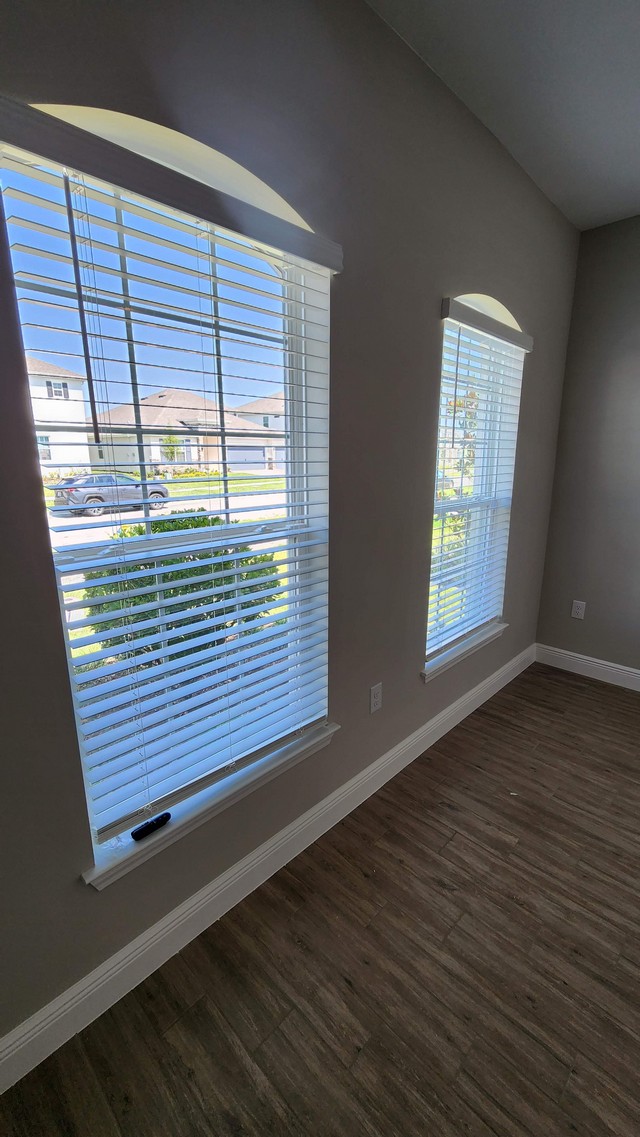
0,117 -> 340,849
425,299 -> 531,666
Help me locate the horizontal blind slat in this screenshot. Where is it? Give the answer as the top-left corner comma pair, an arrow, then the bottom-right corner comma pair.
85,658 -> 329,772
93,712 -> 328,841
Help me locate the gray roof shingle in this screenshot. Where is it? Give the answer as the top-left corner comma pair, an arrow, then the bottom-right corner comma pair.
95,388 -> 281,437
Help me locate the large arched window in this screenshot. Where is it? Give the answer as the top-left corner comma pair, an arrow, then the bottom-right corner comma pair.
0,98 -> 341,882
424,295 -> 533,676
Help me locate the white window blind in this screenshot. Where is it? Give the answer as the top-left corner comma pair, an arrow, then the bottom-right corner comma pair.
427,312 -> 528,660
1,142 -> 333,843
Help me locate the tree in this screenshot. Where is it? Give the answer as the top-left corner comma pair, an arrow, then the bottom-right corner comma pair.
160,434 -> 181,462
83,511 -> 280,662
449,388 -> 479,479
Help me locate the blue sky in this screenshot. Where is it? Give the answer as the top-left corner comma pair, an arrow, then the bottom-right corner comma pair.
2,156 -> 294,415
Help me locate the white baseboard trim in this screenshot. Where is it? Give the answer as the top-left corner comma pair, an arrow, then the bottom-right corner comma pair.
0,642 -> 536,1094
536,644 -> 640,692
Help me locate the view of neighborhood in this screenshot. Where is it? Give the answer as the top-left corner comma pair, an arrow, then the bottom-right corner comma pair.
3,140 -> 331,854
28,354 -> 291,549
29,354 -> 287,479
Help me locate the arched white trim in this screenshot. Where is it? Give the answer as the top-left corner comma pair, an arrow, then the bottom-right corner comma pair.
442,296 -> 533,352
33,105 -> 311,232
455,293 -> 521,332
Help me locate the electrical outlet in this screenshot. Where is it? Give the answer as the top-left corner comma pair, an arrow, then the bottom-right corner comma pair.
370,682 -> 383,713
571,599 -> 586,620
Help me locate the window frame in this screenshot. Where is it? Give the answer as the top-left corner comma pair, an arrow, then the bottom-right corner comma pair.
0,95 -> 342,886
423,298 -> 532,679
36,433 -> 51,461
46,379 -> 69,399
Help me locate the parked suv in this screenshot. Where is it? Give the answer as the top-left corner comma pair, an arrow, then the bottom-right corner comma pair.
52,473 -> 169,516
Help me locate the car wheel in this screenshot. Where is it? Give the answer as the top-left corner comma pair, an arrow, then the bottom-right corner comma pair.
149,492 -> 165,510
84,497 -> 105,517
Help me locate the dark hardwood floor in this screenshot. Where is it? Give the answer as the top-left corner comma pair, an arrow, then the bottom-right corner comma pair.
2,663 -> 640,1136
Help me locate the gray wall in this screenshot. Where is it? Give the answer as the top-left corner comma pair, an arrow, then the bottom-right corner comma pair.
0,0 -> 577,1036
538,217 -> 640,666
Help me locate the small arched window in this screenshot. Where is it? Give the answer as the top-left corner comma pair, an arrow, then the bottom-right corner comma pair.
424,294 -> 533,675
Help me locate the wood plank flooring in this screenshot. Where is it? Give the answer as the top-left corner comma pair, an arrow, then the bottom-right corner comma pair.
2,663 -> 640,1136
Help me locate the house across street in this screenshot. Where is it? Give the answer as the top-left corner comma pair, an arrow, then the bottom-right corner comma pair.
26,355 -> 287,478
25,356 -> 290,548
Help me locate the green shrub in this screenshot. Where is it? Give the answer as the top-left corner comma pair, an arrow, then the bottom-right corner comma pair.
172,467 -> 221,479
83,510 -> 280,662
42,468 -> 88,485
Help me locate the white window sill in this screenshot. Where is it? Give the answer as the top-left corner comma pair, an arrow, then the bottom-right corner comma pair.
82,722 -> 340,891
421,621 -> 508,683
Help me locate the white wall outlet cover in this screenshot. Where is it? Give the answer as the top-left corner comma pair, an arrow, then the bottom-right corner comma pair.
370,683 -> 383,713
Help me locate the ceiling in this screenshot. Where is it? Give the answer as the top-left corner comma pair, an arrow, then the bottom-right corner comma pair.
367,0 -> 640,230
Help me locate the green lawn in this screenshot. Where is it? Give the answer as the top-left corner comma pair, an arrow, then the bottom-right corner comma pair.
168,474 -> 285,498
